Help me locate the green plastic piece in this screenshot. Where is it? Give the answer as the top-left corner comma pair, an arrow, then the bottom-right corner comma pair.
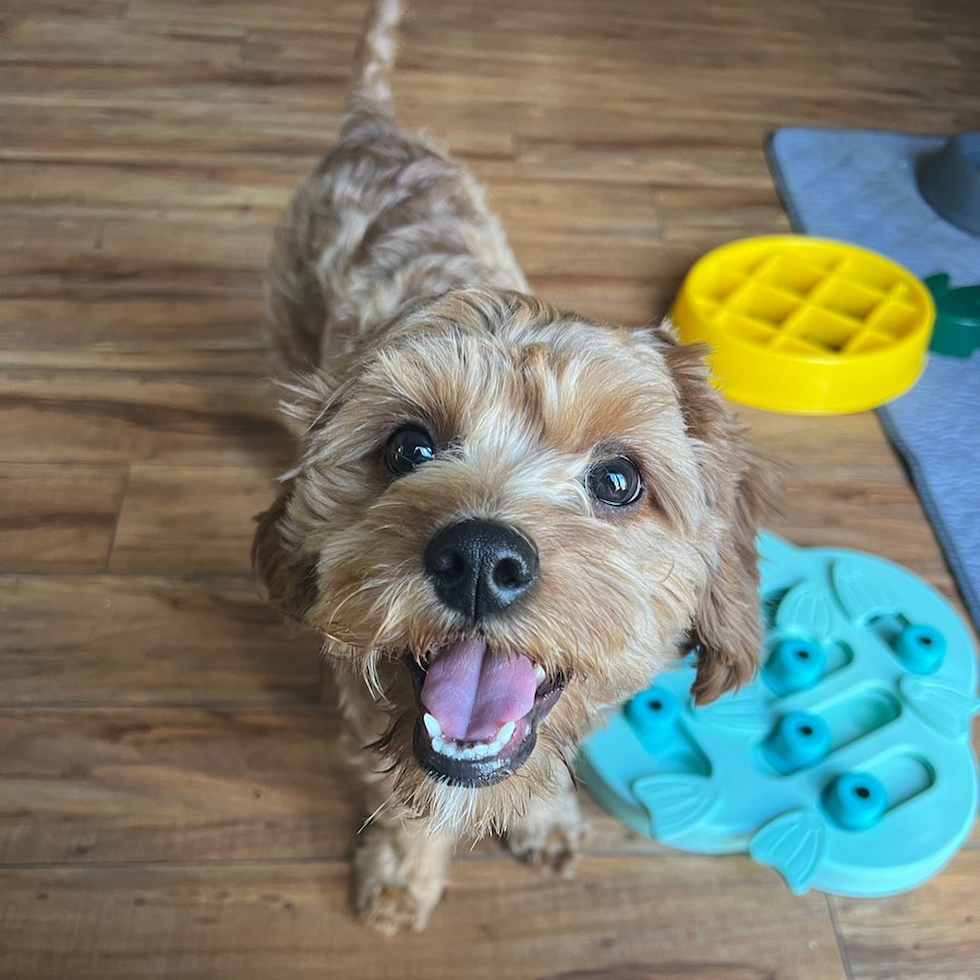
925,274 -> 980,358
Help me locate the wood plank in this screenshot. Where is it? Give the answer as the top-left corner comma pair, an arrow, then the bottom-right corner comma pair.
0,369 -> 291,467
124,0 -> 366,31
530,276 -> 668,328
1,15 -> 246,69
654,185 -> 790,245
742,407 -> 963,603
0,212 -> 273,292
396,13 -> 833,80
831,848 -> 980,980
0,96 -> 341,173
0,708 -> 345,865
489,178 -> 663,243
0,856 -> 845,979
0,576 -> 320,706
491,179 -> 664,280
0,161 -> 290,223
0,463 -> 127,571
516,132 -> 777,191
110,465 -> 281,575
0,99 -> 512,177
0,293 -> 269,373
2,0 -> 128,25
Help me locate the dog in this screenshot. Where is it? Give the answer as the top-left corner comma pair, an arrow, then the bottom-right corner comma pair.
253,0 -> 773,935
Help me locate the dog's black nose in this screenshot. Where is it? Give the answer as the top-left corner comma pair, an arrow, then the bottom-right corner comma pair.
424,520 -> 539,621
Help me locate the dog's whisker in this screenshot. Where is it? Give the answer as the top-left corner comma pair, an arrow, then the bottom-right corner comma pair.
358,794 -> 393,834
655,555 -> 678,587
323,580 -> 380,636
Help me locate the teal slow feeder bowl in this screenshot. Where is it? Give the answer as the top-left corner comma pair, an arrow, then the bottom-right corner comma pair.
578,533 -> 979,897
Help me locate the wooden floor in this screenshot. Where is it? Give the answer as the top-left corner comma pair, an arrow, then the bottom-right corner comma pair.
2,0 -> 978,977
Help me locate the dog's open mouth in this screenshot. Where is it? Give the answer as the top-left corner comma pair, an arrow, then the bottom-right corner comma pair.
405,639 -> 566,788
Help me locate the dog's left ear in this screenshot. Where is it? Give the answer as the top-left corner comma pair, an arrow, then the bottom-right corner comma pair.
656,329 -> 778,704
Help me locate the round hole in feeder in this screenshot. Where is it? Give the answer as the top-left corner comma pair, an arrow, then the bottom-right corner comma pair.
855,786 -> 870,800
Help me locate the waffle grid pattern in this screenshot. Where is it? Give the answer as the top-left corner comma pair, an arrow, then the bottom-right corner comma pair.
695,244 -> 926,358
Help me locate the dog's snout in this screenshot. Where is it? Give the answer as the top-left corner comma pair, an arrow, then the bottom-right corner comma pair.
424,520 -> 539,621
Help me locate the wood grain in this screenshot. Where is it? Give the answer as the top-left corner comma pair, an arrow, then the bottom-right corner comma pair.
110,465 -> 281,574
0,707 -> 345,865
0,463 -> 127,571
490,178 -> 665,281
0,370 -> 290,467
0,576 -> 320,706
1,0 -> 978,975
0,292 -> 270,373
830,848 -> 980,980
743,407 -> 963,599
0,856 -> 846,980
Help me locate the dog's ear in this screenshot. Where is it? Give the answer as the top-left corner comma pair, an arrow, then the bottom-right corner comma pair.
658,332 -> 778,704
252,477 -> 320,623
275,369 -> 341,435
252,370 -> 340,622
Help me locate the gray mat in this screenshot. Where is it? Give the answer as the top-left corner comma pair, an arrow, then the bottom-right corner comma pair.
767,127 -> 980,630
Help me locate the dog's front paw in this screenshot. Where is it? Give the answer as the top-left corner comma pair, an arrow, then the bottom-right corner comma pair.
504,792 -> 585,877
352,824 -> 448,935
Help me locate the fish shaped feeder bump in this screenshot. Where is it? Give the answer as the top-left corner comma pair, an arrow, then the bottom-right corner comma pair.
577,533 -> 979,897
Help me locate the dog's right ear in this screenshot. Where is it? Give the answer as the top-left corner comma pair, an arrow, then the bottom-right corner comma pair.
276,369 -> 341,435
252,370 -> 340,622
252,478 -> 320,623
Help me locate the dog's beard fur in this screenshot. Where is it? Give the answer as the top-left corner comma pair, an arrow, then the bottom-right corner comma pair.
254,289 -> 774,839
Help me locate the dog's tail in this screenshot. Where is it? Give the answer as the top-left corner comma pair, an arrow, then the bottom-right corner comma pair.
345,0 -> 402,125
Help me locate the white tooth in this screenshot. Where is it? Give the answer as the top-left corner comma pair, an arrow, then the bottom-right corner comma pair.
496,721 -> 516,746
533,664 -> 546,684
428,720 -> 520,761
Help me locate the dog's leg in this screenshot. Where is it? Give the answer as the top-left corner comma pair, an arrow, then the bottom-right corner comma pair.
504,763 -> 584,877
353,779 -> 455,936
331,666 -> 455,934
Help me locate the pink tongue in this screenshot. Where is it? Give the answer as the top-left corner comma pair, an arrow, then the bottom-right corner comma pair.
420,639 -> 537,741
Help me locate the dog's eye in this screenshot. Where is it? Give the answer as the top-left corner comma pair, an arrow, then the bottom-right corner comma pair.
587,456 -> 644,507
384,426 -> 437,476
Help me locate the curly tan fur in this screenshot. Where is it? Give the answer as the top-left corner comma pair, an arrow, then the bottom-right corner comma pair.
253,0 -> 774,933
